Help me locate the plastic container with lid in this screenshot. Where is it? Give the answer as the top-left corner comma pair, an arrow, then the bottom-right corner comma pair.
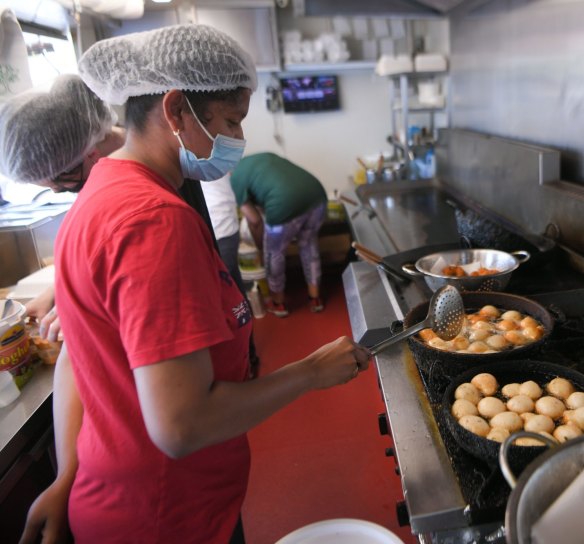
0,299 -> 31,406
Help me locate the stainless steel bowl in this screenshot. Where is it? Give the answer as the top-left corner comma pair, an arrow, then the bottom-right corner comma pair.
401,248 -> 530,292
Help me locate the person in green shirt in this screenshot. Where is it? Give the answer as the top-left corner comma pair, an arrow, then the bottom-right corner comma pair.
230,152 -> 327,317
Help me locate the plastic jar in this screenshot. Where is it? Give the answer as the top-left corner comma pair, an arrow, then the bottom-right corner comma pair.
0,300 -> 32,394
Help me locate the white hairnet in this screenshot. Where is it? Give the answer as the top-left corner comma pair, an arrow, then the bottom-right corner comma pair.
0,74 -> 115,183
78,24 -> 258,105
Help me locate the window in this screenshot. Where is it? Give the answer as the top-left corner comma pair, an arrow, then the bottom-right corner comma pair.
23,31 -> 78,87
1,31 -> 78,205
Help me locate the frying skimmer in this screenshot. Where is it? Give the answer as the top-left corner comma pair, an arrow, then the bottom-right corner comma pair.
370,285 -> 464,355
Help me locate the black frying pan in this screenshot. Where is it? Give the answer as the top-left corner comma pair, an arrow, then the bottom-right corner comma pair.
442,360 -> 584,472
405,291 -> 554,379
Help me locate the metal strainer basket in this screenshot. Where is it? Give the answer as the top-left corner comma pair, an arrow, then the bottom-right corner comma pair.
401,248 -> 530,292
370,285 -> 464,355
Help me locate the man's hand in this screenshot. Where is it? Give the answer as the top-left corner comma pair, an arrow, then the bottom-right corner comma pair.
19,478 -> 73,544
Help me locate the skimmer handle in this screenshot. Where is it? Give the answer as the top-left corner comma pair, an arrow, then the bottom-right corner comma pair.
369,318 -> 431,356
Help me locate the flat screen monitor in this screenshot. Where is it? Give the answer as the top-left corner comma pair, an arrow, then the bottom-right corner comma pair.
279,75 -> 340,113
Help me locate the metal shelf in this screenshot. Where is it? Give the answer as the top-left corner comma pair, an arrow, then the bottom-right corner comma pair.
283,60 -> 376,72
387,70 -> 447,80
388,71 -> 450,175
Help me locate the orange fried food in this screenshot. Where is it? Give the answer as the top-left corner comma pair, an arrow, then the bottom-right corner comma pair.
471,267 -> 501,276
419,328 -> 437,342
442,265 -> 466,277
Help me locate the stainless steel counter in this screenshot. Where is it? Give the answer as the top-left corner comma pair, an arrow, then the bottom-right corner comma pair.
342,179 -> 475,537
0,364 -> 54,478
343,261 -> 468,534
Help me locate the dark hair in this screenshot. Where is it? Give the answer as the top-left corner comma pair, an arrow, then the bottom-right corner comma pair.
125,88 -> 245,133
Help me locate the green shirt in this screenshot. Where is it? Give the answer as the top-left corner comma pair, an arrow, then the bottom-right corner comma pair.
230,152 -> 327,225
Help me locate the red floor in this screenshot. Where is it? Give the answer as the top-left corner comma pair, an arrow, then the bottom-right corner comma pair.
242,266 -> 417,544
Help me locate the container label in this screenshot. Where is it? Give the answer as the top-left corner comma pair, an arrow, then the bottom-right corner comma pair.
0,325 -> 31,371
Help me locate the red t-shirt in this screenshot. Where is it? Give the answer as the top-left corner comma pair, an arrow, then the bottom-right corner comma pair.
54,158 -> 252,544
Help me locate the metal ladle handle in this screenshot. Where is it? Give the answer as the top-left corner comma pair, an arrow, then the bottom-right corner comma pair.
369,318 -> 431,356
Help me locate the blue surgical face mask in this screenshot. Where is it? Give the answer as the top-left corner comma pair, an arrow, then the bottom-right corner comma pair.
174,98 -> 246,181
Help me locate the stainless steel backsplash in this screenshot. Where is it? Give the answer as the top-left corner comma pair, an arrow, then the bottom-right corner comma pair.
450,0 -> 584,184
443,0 -> 584,255
436,128 -> 584,257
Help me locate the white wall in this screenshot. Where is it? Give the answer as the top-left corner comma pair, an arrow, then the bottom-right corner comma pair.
244,70 -> 394,194
104,6 -> 449,195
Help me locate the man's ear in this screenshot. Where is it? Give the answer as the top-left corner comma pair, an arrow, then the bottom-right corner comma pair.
162,90 -> 187,133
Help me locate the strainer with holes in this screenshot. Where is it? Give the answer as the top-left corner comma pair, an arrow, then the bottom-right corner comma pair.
370,285 -> 464,356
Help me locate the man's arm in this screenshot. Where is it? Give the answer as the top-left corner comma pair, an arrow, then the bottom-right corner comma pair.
240,202 -> 264,251
19,345 -> 82,544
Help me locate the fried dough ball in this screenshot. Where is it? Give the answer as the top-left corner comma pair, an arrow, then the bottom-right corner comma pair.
501,383 -> 521,398
501,310 -> 522,322
566,392 -> 584,410
520,316 -> 539,329
490,411 -> 523,432
419,328 -> 437,342
515,437 -> 545,446
524,414 -> 555,434
535,396 -> 566,420
546,377 -> 575,401
522,326 -> 545,341
471,320 -> 494,331
504,330 -> 528,346
478,397 -> 506,419
538,431 -> 558,444
451,399 -> 479,419
479,305 -> 500,319
562,409 -> 575,425
553,424 -> 583,443
471,373 -> 499,396
428,337 -> 448,350
455,383 -> 482,405
458,415 -> 490,437
468,329 -> 490,342
467,313 -> 488,324
451,336 -> 470,351
468,341 -> 490,354
496,319 -> 519,332
487,427 -> 510,443
506,394 -> 535,414
568,407 -> 584,431
485,334 -> 510,351
519,381 -> 543,400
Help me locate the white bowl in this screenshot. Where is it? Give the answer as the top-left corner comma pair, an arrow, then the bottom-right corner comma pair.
275,519 -> 406,544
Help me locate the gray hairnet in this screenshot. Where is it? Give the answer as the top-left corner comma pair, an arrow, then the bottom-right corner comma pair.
0,74 -> 115,183
78,24 -> 258,105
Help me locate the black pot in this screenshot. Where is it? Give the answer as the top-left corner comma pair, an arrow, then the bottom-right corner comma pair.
406,291 -> 554,379
442,360 -> 584,472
